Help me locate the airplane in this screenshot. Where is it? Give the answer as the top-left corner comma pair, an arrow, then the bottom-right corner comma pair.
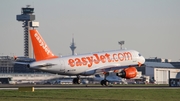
18,29 -> 145,86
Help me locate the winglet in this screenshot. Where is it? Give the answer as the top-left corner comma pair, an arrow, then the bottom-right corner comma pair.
29,29 -> 58,61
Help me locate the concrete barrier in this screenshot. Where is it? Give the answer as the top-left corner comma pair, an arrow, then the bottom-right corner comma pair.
18,87 -> 34,92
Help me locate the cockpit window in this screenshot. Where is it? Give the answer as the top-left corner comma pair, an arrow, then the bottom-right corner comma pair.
138,53 -> 142,57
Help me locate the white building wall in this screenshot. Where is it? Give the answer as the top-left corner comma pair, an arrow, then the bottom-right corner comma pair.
170,72 -> 178,78
155,69 -> 168,84
145,67 -> 180,84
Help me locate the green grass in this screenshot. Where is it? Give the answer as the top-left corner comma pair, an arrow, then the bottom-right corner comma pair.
0,89 -> 180,101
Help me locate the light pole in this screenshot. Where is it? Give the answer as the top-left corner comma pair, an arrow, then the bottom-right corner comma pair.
118,41 -> 125,49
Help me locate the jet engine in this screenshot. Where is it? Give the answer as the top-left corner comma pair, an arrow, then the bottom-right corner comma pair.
116,67 -> 137,79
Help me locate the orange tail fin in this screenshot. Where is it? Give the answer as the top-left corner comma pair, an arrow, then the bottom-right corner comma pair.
30,29 -> 58,61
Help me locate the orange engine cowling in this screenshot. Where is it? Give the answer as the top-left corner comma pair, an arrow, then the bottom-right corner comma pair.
116,67 -> 137,79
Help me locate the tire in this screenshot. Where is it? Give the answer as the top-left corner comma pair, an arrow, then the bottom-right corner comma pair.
73,78 -> 77,84
100,80 -> 105,86
77,79 -> 81,84
104,80 -> 109,86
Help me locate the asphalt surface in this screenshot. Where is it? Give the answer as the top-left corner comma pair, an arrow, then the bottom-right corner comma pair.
0,84 -> 180,89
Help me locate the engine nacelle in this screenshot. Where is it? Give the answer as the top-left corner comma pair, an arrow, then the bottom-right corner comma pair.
116,67 -> 137,79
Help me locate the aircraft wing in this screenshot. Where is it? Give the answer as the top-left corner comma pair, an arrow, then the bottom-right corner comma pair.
95,64 -> 121,73
94,74 -> 122,82
84,64 -> 122,75
84,63 -> 141,75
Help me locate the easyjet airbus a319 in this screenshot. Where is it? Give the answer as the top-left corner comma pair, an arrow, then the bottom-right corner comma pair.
24,29 -> 145,86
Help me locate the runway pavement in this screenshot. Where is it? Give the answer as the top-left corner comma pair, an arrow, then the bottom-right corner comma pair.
0,84 -> 180,89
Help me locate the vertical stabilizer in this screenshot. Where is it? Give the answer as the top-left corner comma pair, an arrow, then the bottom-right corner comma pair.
29,29 -> 58,61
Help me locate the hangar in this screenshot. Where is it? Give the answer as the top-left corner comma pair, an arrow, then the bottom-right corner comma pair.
137,62 -> 180,84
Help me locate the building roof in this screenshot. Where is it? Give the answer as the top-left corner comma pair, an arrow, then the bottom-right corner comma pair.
145,62 -> 174,68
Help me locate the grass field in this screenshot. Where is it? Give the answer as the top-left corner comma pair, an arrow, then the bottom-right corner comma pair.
0,89 -> 180,101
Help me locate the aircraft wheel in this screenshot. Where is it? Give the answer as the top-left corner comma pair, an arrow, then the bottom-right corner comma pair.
104,80 -> 109,86
101,80 -> 105,86
101,80 -> 109,86
77,78 -> 81,84
73,78 -> 77,84
73,78 -> 81,84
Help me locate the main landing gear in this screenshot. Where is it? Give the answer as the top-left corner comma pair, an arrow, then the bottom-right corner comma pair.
73,75 -> 81,84
100,72 -> 109,86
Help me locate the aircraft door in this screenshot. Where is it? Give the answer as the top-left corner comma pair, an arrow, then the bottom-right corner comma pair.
59,59 -> 65,73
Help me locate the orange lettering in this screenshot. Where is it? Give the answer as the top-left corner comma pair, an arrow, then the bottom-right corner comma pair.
86,56 -> 93,67
113,54 -> 118,62
68,59 -> 75,67
100,55 -> 106,63
81,57 -> 87,66
118,53 -> 124,61
123,52 -> 132,60
68,51 -> 132,68
75,58 -> 82,66
93,54 -> 100,64
105,53 -> 111,62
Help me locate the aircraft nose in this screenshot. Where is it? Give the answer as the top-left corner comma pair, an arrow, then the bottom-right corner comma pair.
141,56 -> 145,64
138,56 -> 145,67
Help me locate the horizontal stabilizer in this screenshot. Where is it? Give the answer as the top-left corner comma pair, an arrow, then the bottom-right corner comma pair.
13,62 -> 30,65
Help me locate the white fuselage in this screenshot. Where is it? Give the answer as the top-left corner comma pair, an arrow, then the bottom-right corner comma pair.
29,49 -> 145,76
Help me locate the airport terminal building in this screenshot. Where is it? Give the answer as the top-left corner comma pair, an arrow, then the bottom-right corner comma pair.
0,56 -> 40,73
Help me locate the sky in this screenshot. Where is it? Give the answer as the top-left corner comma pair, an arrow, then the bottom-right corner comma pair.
0,0 -> 180,61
